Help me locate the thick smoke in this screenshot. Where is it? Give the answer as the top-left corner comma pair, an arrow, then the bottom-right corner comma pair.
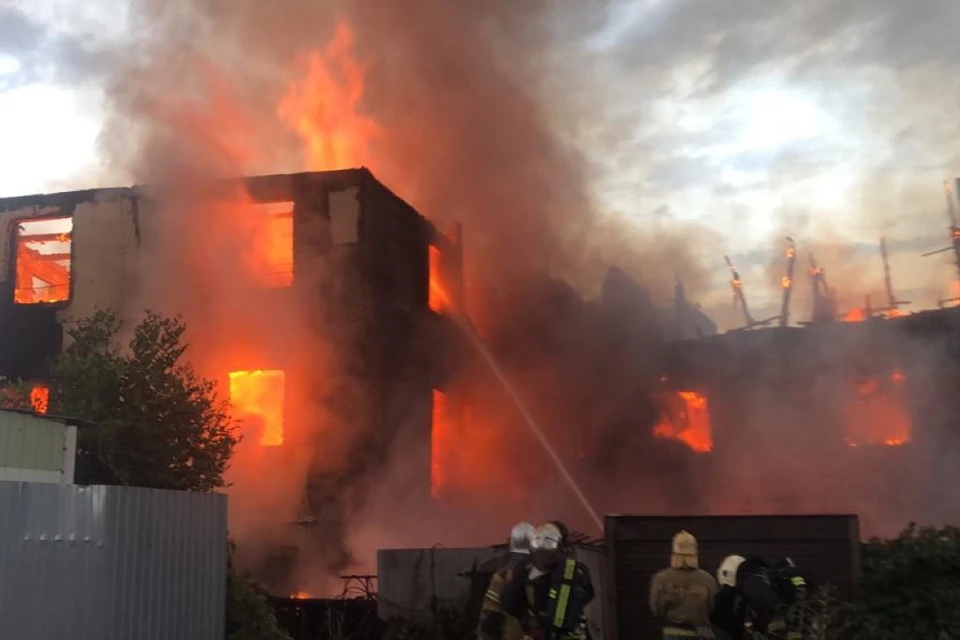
92,0 -> 960,592
95,0 -> 719,590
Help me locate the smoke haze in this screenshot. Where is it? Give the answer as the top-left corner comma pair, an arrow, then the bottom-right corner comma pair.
40,0 -> 957,589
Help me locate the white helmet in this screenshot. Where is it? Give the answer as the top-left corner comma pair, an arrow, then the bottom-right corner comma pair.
717,555 -> 746,587
531,523 -> 563,551
509,522 -> 536,554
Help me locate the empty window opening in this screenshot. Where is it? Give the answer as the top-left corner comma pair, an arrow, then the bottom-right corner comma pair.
249,202 -> 293,288
14,217 -> 73,304
844,371 -> 912,447
652,390 -> 713,453
229,370 -> 286,447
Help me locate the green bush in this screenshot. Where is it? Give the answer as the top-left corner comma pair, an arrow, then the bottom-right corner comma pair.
858,523 -> 960,639
226,545 -> 292,640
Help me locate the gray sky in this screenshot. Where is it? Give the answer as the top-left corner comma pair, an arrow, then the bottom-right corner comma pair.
1,0 -> 959,329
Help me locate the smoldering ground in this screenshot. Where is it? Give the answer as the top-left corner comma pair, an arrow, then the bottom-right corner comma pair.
83,0 -> 960,589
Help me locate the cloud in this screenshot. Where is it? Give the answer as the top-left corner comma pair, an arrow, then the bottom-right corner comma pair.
0,3 -> 121,88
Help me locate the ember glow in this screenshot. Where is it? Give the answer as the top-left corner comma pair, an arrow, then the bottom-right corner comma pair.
14,217 -> 72,304
653,391 -> 713,453
278,21 -> 378,171
30,385 -> 48,414
229,370 -> 286,447
290,591 -> 310,600
247,201 -> 293,288
844,308 -> 866,323
429,245 -> 446,314
844,371 -> 912,447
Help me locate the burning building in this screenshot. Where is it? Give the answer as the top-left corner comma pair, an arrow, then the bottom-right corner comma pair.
0,168 -> 465,592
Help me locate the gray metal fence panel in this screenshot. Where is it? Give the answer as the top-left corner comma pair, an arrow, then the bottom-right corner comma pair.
0,481 -> 227,640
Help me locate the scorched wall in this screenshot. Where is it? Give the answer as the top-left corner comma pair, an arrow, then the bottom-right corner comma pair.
0,169 -> 459,525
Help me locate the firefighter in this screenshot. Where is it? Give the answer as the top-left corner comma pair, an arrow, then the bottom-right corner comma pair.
502,522 -> 595,640
715,555 -> 808,640
478,522 -> 537,640
766,557 -> 810,640
713,555 -> 747,640
649,530 -> 719,639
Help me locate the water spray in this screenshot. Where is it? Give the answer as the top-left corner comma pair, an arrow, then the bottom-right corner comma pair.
444,306 -> 604,533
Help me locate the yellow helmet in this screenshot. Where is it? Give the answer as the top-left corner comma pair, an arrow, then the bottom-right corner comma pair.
670,530 -> 699,569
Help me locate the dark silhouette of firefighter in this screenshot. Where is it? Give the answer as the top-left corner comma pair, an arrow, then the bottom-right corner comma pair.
478,522 -> 537,640
501,521 -> 595,640
649,530 -> 719,639
712,554 -> 810,640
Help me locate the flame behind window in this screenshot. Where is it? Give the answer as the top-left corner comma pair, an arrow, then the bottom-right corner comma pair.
428,245 -> 447,313
229,370 -> 286,446
653,390 -> 713,453
14,217 -> 73,304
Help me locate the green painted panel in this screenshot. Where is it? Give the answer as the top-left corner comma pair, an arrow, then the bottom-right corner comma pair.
0,412 -> 65,472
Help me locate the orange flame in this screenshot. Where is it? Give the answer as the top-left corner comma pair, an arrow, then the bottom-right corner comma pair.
429,245 -> 448,313
781,276 -> 792,289
843,308 -> 865,323
290,591 -> 311,599
246,201 -> 293,288
845,372 -> 911,447
14,218 -> 72,305
653,390 -> 713,453
30,385 -> 49,414
229,370 -> 286,447
278,21 -> 379,171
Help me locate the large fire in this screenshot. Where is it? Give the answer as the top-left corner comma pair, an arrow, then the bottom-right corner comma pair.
229,370 -> 286,447
844,369 -> 912,447
278,21 -> 378,172
653,391 -> 713,453
14,217 -> 72,305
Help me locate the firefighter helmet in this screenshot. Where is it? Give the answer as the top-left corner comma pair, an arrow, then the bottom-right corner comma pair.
717,555 -> 746,587
670,530 -> 699,569
532,523 -> 563,551
509,522 -> 536,554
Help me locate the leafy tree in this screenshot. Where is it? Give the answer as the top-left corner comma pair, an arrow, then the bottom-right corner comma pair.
45,309 -> 239,491
858,523 -> 960,639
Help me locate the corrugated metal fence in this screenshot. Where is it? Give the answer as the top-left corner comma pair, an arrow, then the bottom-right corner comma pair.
604,514 -> 861,640
0,481 -> 227,640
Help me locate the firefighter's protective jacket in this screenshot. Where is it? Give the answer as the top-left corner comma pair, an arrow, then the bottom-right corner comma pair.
649,566 -> 718,627
478,557 -> 528,640
501,557 -> 595,640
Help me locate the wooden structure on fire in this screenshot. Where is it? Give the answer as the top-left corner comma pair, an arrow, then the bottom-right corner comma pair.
0,169 -> 465,592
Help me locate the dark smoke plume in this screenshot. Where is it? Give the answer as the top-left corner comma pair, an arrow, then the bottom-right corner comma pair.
94,0 -> 727,589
